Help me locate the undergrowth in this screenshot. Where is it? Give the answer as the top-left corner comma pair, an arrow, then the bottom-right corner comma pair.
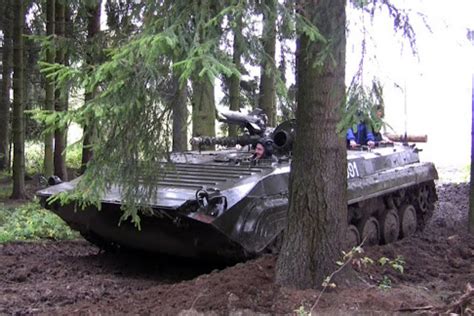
25,141 -> 82,175
0,201 -> 78,242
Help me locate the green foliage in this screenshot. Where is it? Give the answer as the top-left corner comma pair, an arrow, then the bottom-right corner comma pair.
65,142 -> 83,171
24,142 -> 44,175
377,255 -> 405,274
0,202 -> 78,242
33,1 -> 255,227
0,184 -> 12,200
358,255 -> 405,274
31,0 -> 399,228
338,79 -> 387,134
294,305 -> 310,316
378,275 -> 392,290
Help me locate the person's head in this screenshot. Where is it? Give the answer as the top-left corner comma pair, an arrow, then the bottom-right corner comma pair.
376,105 -> 384,119
255,137 -> 274,159
255,143 -> 265,159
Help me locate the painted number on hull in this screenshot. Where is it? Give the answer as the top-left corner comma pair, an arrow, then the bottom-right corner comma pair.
347,161 -> 360,179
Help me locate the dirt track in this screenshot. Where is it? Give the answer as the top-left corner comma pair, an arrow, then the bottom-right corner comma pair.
0,182 -> 473,315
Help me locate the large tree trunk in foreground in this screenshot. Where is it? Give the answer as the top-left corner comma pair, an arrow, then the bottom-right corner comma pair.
0,0 -> 13,171
469,72 -> 474,234
172,76 -> 188,152
81,0 -> 102,172
11,0 -> 26,199
228,14 -> 243,137
191,77 -> 215,150
53,0 -> 68,181
258,0 -> 277,126
43,0 -> 55,177
276,0 -> 347,289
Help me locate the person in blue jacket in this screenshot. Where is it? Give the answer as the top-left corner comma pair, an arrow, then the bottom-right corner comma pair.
347,122 -> 376,149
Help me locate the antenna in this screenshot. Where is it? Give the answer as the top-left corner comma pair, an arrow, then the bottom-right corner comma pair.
403,80 -> 408,146
394,81 -> 408,146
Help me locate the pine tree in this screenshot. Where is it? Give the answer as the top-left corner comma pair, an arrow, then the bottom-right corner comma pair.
0,0 -> 12,171
276,0 -> 347,288
11,0 -> 26,199
43,0 -> 55,177
258,0 -> 277,126
171,75 -> 188,152
53,0 -> 67,180
228,12 -> 243,137
81,0 -> 102,172
190,0 -> 220,148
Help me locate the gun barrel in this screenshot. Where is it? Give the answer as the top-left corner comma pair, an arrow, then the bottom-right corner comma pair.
385,134 -> 428,143
190,135 -> 261,147
219,109 -> 266,135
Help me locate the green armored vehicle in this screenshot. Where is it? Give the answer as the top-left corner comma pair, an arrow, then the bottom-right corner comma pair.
37,110 -> 438,259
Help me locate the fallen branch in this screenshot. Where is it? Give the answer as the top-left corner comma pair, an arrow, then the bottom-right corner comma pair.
439,283 -> 473,314
397,305 -> 434,312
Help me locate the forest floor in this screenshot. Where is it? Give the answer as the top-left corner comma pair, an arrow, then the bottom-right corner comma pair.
0,169 -> 473,315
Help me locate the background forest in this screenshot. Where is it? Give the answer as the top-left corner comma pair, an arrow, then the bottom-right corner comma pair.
1,0 -> 473,199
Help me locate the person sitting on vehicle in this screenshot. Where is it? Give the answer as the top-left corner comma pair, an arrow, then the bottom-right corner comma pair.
347,120 -> 376,149
252,137 -> 276,161
371,105 -> 393,144
372,105 -> 385,142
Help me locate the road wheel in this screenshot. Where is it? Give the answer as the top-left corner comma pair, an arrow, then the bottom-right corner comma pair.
380,209 -> 400,244
416,184 -> 431,213
345,224 -> 361,250
399,204 -> 417,238
358,216 -> 380,247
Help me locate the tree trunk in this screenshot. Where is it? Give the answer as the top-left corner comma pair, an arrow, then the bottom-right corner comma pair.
52,0 -> 68,180
0,0 -> 12,171
172,76 -> 188,152
275,0 -> 347,289
192,77 -> 216,150
258,0 -> 277,126
11,0 -> 26,199
43,0 -> 55,177
470,73 -> 474,233
228,14 -> 243,137
81,0 -> 101,172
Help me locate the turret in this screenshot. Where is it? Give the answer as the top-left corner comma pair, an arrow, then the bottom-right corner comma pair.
189,109 -> 296,156
190,108 -> 269,149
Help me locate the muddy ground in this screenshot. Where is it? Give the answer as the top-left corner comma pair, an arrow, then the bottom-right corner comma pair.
0,180 -> 473,314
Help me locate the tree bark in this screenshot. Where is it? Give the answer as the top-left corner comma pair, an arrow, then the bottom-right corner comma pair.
52,0 -> 68,180
470,73 -> 474,233
0,0 -> 12,171
81,0 -> 101,172
258,0 -> 277,126
11,0 -> 26,199
275,0 -> 347,289
228,14 -> 243,137
172,76 -> 188,152
192,77 -> 216,150
43,0 -> 55,177
190,0 -> 216,150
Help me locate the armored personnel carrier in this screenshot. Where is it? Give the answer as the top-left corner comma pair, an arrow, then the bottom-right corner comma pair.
37,110 -> 438,260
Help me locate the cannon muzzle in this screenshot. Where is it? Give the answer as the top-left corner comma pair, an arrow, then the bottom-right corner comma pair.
218,108 -> 267,135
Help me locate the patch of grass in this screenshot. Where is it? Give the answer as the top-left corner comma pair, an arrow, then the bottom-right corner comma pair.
65,142 -> 83,171
0,201 -> 79,242
25,142 -> 44,175
24,141 -> 82,176
0,184 -> 12,200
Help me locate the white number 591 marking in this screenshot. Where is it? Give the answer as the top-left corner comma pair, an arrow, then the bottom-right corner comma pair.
347,161 -> 360,179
